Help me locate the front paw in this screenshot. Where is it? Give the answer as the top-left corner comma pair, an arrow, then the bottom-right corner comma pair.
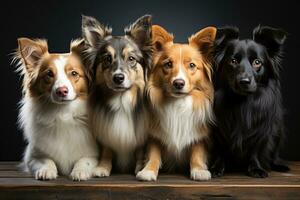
35,168 -> 57,180
136,169 -> 157,181
210,165 -> 225,178
70,168 -> 91,181
190,169 -> 211,181
247,167 -> 268,178
92,166 -> 111,177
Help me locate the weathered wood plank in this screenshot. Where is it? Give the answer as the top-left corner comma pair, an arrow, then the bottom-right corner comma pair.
0,162 -> 299,200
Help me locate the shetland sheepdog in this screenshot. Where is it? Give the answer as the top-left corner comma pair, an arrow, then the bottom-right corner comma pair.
210,26 -> 289,178
81,15 -> 152,176
136,25 -> 216,181
14,38 -> 98,181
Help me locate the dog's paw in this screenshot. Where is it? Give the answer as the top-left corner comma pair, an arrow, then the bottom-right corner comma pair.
92,166 -> 110,177
70,168 -> 91,181
248,168 -> 268,178
35,167 -> 57,180
211,166 -> 225,178
190,169 -> 211,181
136,169 -> 157,181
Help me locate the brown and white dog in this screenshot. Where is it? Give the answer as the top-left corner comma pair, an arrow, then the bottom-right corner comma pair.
136,25 -> 216,181
14,38 -> 98,181
81,15 -> 152,176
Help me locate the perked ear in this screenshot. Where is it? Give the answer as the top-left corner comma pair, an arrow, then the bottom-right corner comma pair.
70,38 -> 86,54
17,38 -> 48,72
81,15 -> 112,48
152,25 -> 174,51
189,26 -> 217,56
253,25 -> 287,58
214,26 -> 239,47
125,15 -> 152,49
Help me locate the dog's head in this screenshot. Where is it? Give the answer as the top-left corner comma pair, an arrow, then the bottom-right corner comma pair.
214,26 -> 287,95
82,15 -> 152,92
149,25 -> 216,99
15,38 -> 88,104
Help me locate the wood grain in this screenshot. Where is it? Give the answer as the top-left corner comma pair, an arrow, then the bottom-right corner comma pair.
0,162 -> 299,200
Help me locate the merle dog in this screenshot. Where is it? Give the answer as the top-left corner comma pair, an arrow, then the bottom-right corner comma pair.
210,25 -> 289,178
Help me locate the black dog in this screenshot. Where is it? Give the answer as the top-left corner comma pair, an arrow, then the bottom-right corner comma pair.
210,25 -> 289,178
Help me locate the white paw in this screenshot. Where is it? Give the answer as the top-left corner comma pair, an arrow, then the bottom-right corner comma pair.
35,168 -> 57,180
92,167 -> 110,177
136,169 -> 157,181
70,168 -> 91,181
190,169 -> 211,181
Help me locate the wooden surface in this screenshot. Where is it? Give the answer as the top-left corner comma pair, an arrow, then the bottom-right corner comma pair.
0,162 -> 299,200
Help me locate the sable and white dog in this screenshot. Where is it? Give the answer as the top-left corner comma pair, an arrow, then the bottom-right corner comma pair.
81,15 -> 152,176
14,38 -> 98,181
136,25 -> 216,181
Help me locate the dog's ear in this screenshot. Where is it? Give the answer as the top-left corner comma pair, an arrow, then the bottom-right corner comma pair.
152,25 -> 174,51
81,15 -> 112,48
253,25 -> 287,58
70,38 -> 85,54
125,15 -> 152,49
17,38 -> 48,73
189,26 -> 217,56
215,26 -> 239,47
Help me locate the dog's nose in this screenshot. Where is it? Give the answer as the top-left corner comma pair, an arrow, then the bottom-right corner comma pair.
239,77 -> 251,85
56,86 -> 68,97
113,73 -> 125,85
173,79 -> 185,90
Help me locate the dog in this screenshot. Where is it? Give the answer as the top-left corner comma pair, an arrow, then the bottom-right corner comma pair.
13,38 -> 99,181
136,25 -> 216,181
81,15 -> 152,176
210,25 -> 290,178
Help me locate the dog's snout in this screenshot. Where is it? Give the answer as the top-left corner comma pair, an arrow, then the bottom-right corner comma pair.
173,79 -> 185,90
239,77 -> 251,85
56,86 -> 68,97
113,73 -> 125,85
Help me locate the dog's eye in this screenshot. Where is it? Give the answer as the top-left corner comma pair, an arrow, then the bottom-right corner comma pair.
46,70 -> 54,78
164,61 -> 172,69
104,55 -> 112,64
231,58 -> 238,65
189,63 -> 196,69
129,56 -> 135,61
252,59 -> 262,69
71,70 -> 79,77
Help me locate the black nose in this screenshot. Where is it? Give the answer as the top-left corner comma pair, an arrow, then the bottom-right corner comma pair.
113,73 -> 125,85
239,77 -> 251,85
173,79 -> 185,90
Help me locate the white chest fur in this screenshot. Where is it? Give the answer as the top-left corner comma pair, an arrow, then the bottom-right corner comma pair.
94,91 -> 146,168
153,96 -> 212,157
20,97 -> 98,175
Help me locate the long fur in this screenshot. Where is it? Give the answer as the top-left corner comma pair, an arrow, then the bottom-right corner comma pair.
210,25 -> 289,178
13,39 -> 99,181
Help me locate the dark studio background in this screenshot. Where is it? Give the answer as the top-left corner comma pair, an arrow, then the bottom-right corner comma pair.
0,0 -> 299,161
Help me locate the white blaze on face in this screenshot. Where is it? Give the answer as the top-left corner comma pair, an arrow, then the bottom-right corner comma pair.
51,56 -> 76,103
172,47 -> 188,85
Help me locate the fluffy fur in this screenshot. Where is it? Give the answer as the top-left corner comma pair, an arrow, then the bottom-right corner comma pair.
210,25 -> 289,178
14,38 -> 98,181
136,25 -> 216,181
81,15 -> 152,175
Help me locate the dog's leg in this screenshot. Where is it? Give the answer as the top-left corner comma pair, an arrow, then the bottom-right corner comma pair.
136,141 -> 161,181
70,157 -> 98,181
190,141 -> 211,181
135,147 -> 145,175
271,126 -> 290,172
210,156 -> 225,178
247,155 -> 268,178
25,146 -> 58,180
92,146 -> 112,177
28,158 -> 58,180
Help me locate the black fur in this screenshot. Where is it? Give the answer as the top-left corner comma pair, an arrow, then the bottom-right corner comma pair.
210,25 -> 289,178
